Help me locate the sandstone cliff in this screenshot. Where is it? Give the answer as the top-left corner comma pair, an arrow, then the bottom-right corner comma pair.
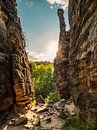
55,0 -> 97,124
69,0 -> 97,123
54,9 -> 70,99
0,0 -> 33,112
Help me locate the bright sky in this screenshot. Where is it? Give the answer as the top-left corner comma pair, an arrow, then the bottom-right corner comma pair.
17,0 -> 69,61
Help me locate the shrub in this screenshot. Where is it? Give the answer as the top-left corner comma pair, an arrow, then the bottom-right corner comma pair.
45,92 -> 60,103
31,62 -> 56,98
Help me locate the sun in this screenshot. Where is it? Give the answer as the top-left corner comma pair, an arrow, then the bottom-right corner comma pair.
47,41 -> 58,61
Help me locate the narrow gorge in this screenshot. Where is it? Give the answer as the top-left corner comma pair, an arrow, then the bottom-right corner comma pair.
0,0 -> 97,129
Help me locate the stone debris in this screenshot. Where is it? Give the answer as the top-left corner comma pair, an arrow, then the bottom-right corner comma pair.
10,116 -> 28,126
33,117 -> 40,126
58,109 -> 70,120
44,116 -> 51,123
0,100 -> 75,130
36,104 -> 48,113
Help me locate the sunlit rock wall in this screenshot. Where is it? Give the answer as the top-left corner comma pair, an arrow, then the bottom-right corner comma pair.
69,0 -> 97,123
54,9 -> 70,99
0,0 -> 33,112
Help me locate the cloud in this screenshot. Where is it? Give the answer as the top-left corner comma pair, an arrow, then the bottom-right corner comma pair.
27,51 -> 53,61
25,0 -> 33,7
50,6 -> 54,9
17,0 -> 33,7
47,0 -> 68,9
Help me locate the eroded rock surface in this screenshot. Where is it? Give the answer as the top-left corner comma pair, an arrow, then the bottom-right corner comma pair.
0,0 -> 33,113
69,0 -> 97,123
54,9 -> 70,99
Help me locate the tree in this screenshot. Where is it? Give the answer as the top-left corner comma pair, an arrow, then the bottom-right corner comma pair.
31,62 -> 56,98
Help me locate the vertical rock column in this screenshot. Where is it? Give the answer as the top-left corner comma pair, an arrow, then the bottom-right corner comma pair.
0,0 -> 33,111
54,9 -> 70,99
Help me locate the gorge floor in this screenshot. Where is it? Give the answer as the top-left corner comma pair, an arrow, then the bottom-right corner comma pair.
0,99 -> 75,130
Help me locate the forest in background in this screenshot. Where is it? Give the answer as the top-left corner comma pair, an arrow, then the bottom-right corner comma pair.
30,61 -> 60,103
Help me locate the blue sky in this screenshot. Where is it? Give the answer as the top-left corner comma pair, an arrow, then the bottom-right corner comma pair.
17,0 -> 69,61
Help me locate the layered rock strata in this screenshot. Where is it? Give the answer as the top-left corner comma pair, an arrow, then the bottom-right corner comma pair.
54,9 -> 70,99
69,0 -> 97,123
0,0 -> 33,112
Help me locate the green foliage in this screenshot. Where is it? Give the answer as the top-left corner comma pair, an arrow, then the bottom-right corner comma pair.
31,62 -> 56,98
32,126 -> 42,130
37,126 -> 42,130
45,92 -> 60,103
61,115 -> 96,130
31,99 -> 36,107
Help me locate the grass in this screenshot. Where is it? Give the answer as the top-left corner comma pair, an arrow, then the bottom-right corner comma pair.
32,126 -> 42,130
61,115 -> 97,130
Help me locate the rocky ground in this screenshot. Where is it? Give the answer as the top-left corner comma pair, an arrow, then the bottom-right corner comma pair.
0,99 -> 75,130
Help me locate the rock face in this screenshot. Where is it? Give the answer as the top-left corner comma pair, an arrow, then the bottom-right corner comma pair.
0,0 -> 33,112
54,9 -> 70,99
69,0 -> 97,123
